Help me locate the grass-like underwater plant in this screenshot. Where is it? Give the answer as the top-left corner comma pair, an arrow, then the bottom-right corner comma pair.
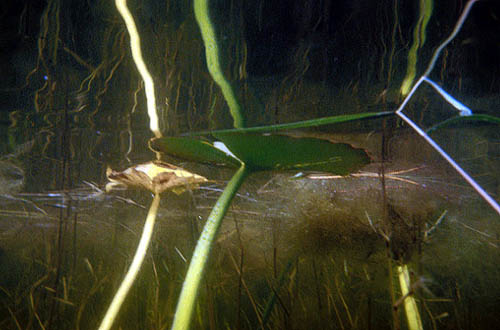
99,1 -> 499,330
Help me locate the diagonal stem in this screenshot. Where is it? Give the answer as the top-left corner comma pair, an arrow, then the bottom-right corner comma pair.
98,193 -> 161,330
171,164 -> 249,330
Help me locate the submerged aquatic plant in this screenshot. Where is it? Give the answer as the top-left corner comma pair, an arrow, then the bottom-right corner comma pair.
395,0 -> 500,215
98,2 -> 211,329
3,0 -> 500,329
400,0 -> 433,96
24,0 -> 495,329
99,160 -> 207,330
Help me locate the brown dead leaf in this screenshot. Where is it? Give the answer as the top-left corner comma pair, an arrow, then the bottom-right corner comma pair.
105,160 -> 208,194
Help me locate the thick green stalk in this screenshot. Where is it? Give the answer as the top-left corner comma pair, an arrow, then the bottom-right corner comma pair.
398,265 -> 423,330
194,0 -> 245,128
171,164 -> 249,330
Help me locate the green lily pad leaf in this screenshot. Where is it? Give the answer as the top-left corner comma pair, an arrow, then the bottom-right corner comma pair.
151,113 -> 383,173
213,132 -> 370,174
150,137 -> 241,167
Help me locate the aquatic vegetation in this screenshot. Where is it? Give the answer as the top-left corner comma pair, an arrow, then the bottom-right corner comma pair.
0,0 -> 499,329
193,0 -> 245,128
105,161 -> 207,195
400,0 -> 433,96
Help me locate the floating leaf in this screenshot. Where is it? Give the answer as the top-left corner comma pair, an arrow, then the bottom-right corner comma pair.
151,113 -> 386,174
150,137 -> 241,167
213,132 -> 370,174
106,160 -> 208,194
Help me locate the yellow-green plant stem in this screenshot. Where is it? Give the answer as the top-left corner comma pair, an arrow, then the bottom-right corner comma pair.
397,265 -> 423,330
115,0 -> 162,138
171,164 -> 249,330
194,0 -> 245,128
98,193 -> 161,330
400,0 -> 433,96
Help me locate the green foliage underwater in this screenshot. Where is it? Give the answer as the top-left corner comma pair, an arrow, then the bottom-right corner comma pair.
0,0 -> 499,329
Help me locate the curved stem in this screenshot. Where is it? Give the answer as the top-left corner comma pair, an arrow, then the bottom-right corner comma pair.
171,164 -> 249,330
98,193 -> 161,330
115,0 -> 162,138
400,0 -> 433,96
194,0 -> 245,128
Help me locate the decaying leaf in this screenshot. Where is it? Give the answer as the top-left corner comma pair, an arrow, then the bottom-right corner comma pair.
105,160 -> 208,194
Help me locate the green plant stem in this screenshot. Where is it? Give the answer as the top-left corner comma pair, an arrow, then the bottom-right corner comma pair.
398,265 -> 423,330
261,257 -> 295,326
193,0 -> 245,128
189,111 -> 394,136
98,193 -> 161,330
171,164 -> 249,330
115,0 -> 161,138
426,114 -> 500,133
400,0 -> 433,96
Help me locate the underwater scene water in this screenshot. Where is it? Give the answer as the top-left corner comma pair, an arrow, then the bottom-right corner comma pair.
1,0 -> 499,329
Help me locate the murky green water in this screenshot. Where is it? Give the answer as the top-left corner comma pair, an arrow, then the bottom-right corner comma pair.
1,1 -> 500,329
1,118 -> 499,329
